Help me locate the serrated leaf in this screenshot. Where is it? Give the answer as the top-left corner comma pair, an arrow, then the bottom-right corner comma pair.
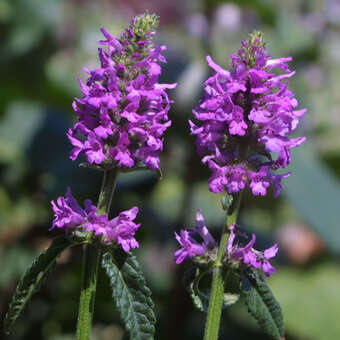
102,251 -> 156,340
241,269 -> 284,340
3,236 -> 76,333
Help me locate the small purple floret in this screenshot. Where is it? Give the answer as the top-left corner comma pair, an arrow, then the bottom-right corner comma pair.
174,230 -> 207,264
174,210 -> 216,264
51,188 -> 140,252
51,187 -> 89,229
227,224 -> 278,277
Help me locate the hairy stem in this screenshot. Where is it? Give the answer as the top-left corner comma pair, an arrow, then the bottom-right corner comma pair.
76,169 -> 118,340
203,192 -> 243,340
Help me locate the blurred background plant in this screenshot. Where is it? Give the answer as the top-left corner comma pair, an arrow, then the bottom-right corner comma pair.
1,0 -> 340,339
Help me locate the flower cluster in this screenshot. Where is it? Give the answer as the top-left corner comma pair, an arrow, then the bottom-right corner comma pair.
51,188 -> 140,252
227,224 -> 278,277
190,32 -> 306,197
174,212 -> 278,277
68,14 -> 176,171
174,210 -> 216,264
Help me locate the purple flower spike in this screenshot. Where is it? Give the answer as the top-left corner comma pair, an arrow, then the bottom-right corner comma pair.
51,189 -> 141,252
69,14 -> 176,171
227,224 -> 278,277
191,31 -> 306,197
174,210 -> 216,264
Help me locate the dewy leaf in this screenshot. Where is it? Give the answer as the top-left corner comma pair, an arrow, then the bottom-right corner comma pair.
241,268 -> 285,340
102,251 -> 156,340
3,236 -> 76,333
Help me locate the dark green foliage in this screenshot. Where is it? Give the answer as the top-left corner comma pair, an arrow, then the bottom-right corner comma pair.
221,195 -> 233,211
184,267 -> 240,313
184,267 -> 210,312
102,251 -> 156,340
223,269 -> 241,306
224,268 -> 241,294
3,236 -> 75,334
241,269 -> 284,340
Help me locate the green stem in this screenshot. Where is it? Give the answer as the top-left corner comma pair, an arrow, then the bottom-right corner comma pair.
76,169 -> 118,340
203,191 -> 243,340
76,244 -> 101,340
97,169 -> 118,214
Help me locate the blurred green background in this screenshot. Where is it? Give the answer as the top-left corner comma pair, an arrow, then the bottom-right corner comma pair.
1,0 -> 340,339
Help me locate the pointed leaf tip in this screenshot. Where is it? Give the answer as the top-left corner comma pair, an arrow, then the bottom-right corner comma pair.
241,268 -> 284,340
3,236 -> 76,333
102,251 -> 156,340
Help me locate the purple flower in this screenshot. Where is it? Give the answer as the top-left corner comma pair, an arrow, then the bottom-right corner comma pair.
247,166 -> 271,196
194,209 -> 216,248
191,31 -> 306,196
69,14 -> 176,171
104,207 -> 141,252
51,189 -> 141,252
174,230 -> 207,264
206,159 -> 230,193
174,210 -> 216,264
226,164 -> 246,193
227,224 -> 278,277
51,187 -> 88,229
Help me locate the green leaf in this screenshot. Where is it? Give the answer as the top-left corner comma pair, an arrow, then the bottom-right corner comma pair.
102,251 -> 156,340
241,269 -> 284,340
221,195 -> 233,211
184,267 -> 209,312
223,269 -> 241,307
184,267 -> 240,313
3,236 -> 75,333
223,292 -> 239,307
